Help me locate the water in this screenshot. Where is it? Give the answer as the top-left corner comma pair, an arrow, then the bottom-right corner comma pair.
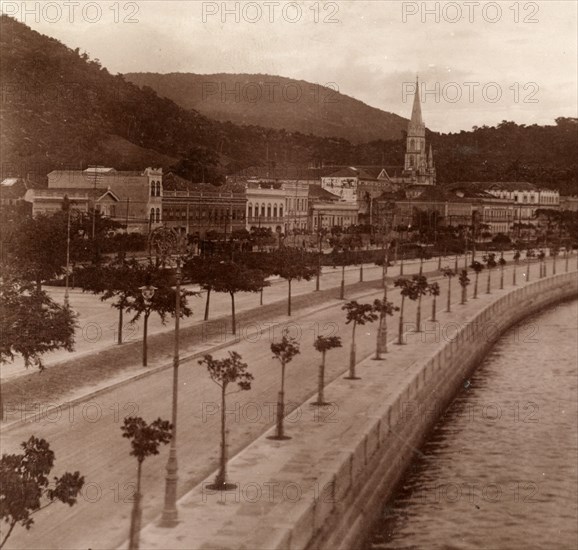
365,299 -> 578,550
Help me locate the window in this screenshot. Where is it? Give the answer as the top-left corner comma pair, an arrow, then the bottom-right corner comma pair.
273,204 -> 277,218
155,208 -> 161,223
150,208 -> 155,222
150,182 -> 155,197
248,203 -> 253,218
279,206 -> 283,217
261,204 -> 266,217
267,205 -> 271,219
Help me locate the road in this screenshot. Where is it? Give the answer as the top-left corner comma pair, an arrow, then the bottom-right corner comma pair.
2,252 -> 486,380
1,256 -> 550,550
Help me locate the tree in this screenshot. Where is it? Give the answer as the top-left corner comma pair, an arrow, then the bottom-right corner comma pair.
498,254 -> 507,289
394,278 -> 418,345
469,261 -> 484,299
75,258 -> 145,345
210,261 -> 268,334
271,248 -> 319,316
428,282 -> 440,322
482,253 -> 497,294
198,352 -> 253,489
526,249 -> 535,282
341,301 -> 378,380
6,213 -> 67,291
372,298 -> 399,359
441,266 -> 455,312
184,255 -> 226,322
412,274 -> 429,332
330,247 -> 354,300
0,275 -> 77,419
312,336 -> 342,406
550,245 -> 559,275
459,269 -> 470,304
269,336 -> 300,440
121,417 -> 172,550
513,250 -> 521,285
0,437 -> 84,549
537,250 -> 546,277
126,266 -> 194,367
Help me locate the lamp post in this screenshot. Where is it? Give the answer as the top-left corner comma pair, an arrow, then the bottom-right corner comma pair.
161,255 -> 181,527
138,283 -> 157,367
148,226 -> 187,528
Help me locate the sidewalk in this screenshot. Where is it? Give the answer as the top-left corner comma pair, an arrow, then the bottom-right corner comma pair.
134,265 -> 564,550
1,259 -> 566,550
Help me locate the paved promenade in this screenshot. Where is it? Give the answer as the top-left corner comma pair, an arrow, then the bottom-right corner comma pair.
135,267 -> 578,550
1,253 -> 560,550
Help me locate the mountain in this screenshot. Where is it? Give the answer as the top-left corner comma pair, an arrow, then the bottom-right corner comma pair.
0,16 -> 366,183
1,16 -> 576,194
124,73 -> 408,144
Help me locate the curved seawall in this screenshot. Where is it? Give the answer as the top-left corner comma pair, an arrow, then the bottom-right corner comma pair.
136,270 -> 578,550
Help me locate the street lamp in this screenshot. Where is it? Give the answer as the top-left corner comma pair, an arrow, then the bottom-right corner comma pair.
148,226 -> 187,528
138,283 -> 157,368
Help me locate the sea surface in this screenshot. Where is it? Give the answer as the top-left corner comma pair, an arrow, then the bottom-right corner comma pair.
365,299 -> 578,550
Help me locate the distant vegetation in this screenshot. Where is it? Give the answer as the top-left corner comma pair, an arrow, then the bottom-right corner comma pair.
1,16 -> 576,194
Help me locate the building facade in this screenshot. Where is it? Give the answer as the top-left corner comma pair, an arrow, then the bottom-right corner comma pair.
161,172 -> 247,237
27,166 -> 164,232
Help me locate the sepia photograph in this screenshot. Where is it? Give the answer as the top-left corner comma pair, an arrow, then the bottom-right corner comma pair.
0,1 -> 577,549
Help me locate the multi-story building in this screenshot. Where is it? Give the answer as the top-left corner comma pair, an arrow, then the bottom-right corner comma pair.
161,172 -> 247,238
245,181 -> 286,233
26,166 -> 163,232
373,185 -> 515,236
308,185 -> 358,231
283,181 -> 310,232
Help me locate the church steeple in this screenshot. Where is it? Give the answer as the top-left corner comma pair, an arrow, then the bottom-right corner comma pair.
403,76 -> 435,185
410,76 -> 424,130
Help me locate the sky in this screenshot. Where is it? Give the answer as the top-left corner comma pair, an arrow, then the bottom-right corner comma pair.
2,0 -> 577,132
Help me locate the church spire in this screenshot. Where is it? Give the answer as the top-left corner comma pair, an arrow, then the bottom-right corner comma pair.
410,76 -> 423,128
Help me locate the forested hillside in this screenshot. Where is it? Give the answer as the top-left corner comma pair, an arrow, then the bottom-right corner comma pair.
1,16 -> 576,193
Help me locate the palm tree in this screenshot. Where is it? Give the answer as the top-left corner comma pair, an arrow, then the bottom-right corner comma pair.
394,278 -> 418,344
372,298 -> 399,359
498,254 -> 507,289
526,249 -> 535,282
428,282 -> 441,322
513,250 -> 521,285
459,269 -> 470,304
269,336 -> 300,440
441,266 -> 455,312
470,261 -> 484,298
312,336 -> 342,406
483,253 -> 497,294
342,301 -> 378,379
537,250 -> 546,277
413,274 -> 429,332
551,245 -> 559,275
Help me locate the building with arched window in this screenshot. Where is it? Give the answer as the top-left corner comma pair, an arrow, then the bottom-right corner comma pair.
245,181 -> 286,234
161,172 -> 246,238
36,166 -> 163,233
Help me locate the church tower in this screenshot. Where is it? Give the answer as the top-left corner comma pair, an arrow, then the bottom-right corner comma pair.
403,77 -> 436,185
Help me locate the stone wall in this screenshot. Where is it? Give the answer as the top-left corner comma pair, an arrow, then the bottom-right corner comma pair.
310,272 -> 577,550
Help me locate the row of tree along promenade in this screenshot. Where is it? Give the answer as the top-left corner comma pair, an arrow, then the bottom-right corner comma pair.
1,229 -> 575,549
